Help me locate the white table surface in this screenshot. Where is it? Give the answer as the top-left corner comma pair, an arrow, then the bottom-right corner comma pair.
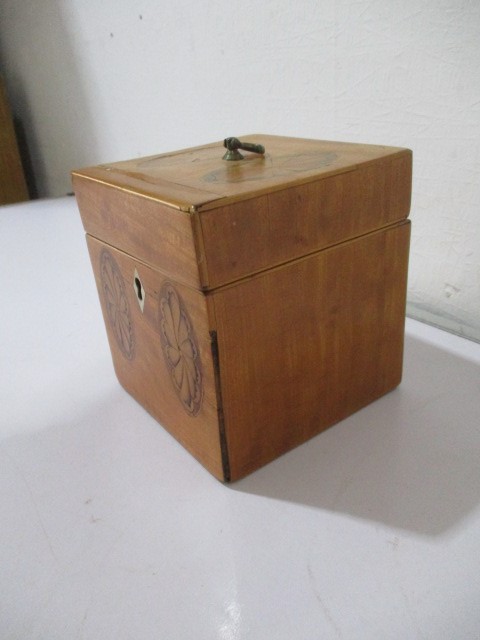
1,197 -> 480,640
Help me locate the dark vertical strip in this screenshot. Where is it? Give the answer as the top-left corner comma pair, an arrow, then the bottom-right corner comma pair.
209,330 -> 231,482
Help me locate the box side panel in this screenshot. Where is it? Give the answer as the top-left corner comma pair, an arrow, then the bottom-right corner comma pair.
74,175 -> 201,289
212,221 -> 411,481
86,234 -> 224,480
199,152 -> 411,289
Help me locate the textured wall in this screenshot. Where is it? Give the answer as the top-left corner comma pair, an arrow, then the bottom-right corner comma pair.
1,0 -> 479,340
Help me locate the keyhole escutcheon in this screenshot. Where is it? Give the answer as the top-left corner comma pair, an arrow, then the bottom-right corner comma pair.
133,269 -> 145,312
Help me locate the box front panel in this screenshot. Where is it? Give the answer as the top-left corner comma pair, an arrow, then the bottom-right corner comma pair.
86,235 -> 223,479
212,221 -> 410,481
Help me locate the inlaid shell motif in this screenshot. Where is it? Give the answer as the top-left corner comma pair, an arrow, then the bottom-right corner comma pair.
100,250 -> 135,361
159,282 -> 203,416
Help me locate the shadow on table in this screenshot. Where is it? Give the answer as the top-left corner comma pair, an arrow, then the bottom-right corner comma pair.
233,334 -> 480,537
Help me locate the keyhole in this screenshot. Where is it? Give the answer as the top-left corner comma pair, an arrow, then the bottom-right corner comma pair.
133,269 -> 145,312
134,277 -> 143,301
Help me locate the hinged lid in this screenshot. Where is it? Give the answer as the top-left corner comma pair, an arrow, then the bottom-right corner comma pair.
73,134 -> 410,213
73,135 -> 412,290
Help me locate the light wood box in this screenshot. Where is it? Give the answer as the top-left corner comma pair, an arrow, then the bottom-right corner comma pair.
72,134 -> 412,481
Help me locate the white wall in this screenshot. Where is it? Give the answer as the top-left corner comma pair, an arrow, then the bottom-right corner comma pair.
1,0 -> 479,341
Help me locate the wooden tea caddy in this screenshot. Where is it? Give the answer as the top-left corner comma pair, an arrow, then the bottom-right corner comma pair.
72,134 -> 412,482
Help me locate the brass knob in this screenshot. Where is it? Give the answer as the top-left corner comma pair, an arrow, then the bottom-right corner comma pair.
223,137 -> 265,161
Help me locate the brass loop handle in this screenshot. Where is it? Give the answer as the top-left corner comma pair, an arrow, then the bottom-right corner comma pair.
223,137 -> 265,161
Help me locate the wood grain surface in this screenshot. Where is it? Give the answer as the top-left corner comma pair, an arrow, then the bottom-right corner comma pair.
74,137 -> 411,292
198,151 -> 411,289
73,135 -> 410,211
211,221 -> 411,481
73,174 -> 202,289
86,235 -> 224,480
